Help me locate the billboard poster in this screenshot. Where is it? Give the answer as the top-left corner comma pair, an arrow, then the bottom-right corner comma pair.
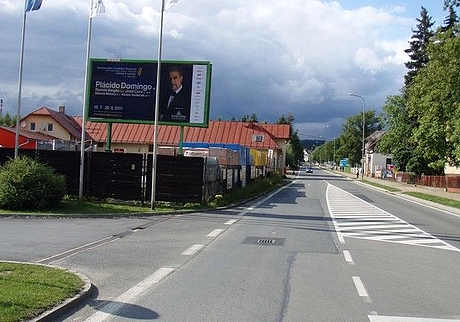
86,59 -> 211,127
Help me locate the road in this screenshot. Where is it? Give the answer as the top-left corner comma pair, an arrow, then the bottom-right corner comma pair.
1,168 -> 460,322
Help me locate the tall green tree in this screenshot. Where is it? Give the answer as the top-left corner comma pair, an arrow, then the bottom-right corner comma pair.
378,95 -> 430,174
404,7 -> 435,88
441,5 -> 459,32
407,28 -> 460,174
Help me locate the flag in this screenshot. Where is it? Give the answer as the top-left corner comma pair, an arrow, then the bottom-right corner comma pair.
90,0 -> 105,18
164,0 -> 179,11
25,0 -> 42,12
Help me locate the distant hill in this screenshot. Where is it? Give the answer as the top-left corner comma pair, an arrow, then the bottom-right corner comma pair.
301,139 -> 325,151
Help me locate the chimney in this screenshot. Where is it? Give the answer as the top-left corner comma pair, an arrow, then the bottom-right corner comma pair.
58,105 -> 65,114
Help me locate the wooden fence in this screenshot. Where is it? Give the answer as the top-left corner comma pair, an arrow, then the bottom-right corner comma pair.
0,148 -> 224,203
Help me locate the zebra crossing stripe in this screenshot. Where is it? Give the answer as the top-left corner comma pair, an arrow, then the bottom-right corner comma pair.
326,183 -> 460,252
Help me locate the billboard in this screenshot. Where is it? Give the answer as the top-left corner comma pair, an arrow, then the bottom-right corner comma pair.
86,59 -> 212,127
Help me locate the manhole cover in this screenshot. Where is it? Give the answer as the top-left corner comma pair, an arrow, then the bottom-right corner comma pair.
243,236 -> 285,246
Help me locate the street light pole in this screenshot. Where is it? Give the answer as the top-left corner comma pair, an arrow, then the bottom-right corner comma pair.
348,93 -> 365,180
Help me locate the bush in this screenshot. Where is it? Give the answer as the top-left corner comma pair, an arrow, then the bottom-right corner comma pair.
0,156 -> 66,210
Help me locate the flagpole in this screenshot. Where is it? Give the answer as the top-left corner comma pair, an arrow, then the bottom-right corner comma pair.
15,2 -> 28,158
79,11 -> 93,201
150,0 -> 166,210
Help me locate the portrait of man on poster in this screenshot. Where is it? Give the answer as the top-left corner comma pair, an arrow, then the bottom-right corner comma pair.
160,65 -> 191,123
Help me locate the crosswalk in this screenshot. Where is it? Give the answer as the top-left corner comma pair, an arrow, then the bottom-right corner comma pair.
326,183 -> 460,252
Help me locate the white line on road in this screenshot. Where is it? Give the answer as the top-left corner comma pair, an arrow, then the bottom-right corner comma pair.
352,276 -> 371,302
181,244 -> 204,255
207,229 -> 224,237
343,250 -> 355,265
84,267 -> 174,322
369,316 -> 460,322
224,219 -> 238,225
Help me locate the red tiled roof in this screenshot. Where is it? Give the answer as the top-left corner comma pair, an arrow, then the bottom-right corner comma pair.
74,119 -> 290,150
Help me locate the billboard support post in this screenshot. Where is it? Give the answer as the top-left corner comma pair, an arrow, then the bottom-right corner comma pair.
178,125 -> 184,155
150,0 -> 166,210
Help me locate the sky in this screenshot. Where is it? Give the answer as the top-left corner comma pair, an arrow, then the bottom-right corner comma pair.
0,0 -> 449,141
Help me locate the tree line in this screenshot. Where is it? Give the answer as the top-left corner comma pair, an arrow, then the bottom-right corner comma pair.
311,2 -> 460,175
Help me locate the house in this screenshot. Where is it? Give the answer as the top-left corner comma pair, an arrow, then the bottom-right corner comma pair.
365,130 -> 393,178
1,106 -> 291,174
18,106 -> 82,142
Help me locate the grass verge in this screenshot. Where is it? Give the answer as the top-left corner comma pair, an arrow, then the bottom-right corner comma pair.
0,262 -> 84,322
362,179 -> 402,192
403,191 -> 460,209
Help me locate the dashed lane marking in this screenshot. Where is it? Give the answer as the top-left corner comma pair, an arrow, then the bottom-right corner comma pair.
83,267 -> 174,322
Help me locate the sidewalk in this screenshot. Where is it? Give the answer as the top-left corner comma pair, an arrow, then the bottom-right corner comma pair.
330,169 -> 460,216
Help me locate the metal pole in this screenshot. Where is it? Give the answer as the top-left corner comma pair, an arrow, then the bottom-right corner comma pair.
348,93 -> 365,180
79,12 -> 93,201
15,4 -> 28,158
150,0 -> 166,210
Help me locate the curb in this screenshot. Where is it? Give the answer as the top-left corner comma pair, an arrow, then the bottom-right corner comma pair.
31,271 -> 93,322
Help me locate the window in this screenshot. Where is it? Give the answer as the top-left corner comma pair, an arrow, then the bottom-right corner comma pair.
252,134 -> 264,142
30,123 -> 36,131
47,123 -> 53,132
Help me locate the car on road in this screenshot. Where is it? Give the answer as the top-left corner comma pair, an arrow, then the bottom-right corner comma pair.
306,166 -> 313,173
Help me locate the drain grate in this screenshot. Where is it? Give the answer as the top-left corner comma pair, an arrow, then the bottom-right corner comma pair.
243,236 -> 285,246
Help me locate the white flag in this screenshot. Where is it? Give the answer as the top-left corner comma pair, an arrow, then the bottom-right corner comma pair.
90,0 -> 105,18
164,0 -> 179,11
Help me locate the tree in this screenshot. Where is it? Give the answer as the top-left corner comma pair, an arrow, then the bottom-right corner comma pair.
241,114 -> 258,123
441,5 -> 459,33
444,0 -> 460,9
378,95 -> 430,174
336,110 -> 382,167
0,113 -> 15,127
406,28 -> 460,174
404,7 -> 435,88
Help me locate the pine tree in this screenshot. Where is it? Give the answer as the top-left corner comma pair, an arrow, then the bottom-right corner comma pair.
441,5 -> 459,32
404,7 -> 435,88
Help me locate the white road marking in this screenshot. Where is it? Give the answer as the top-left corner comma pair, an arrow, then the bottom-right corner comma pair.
352,276 -> 371,302
181,244 -> 204,255
207,229 -> 224,237
37,236 -> 118,264
326,183 -> 460,252
369,316 -> 460,322
343,250 -> 355,265
224,219 -> 238,225
83,267 -> 174,322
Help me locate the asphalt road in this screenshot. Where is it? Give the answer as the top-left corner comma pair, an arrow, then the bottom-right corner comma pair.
1,168 -> 460,322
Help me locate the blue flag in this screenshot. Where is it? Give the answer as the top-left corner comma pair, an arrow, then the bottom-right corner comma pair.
25,0 -> 42,12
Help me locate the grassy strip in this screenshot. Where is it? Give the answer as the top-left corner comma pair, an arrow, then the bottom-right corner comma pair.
0,262 -> 83,322
208,175 -> 287,208
362,179 -> 402,193
403,191 -> 460,209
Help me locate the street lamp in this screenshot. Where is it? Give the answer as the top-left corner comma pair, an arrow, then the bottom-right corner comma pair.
348,93 -> 365,180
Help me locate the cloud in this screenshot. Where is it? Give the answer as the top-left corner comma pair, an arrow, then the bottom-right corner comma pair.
0,0 -> 445,138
